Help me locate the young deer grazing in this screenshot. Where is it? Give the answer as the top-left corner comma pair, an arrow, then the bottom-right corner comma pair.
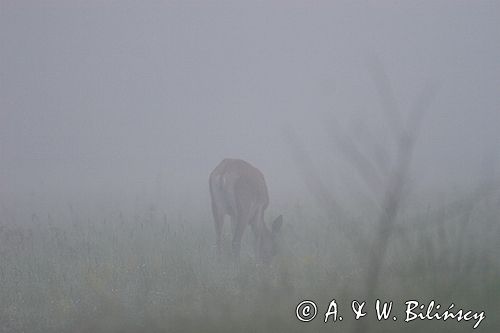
209,159 -> 283,264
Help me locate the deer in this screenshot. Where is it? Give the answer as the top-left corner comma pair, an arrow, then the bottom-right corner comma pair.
209,159 -> 283,264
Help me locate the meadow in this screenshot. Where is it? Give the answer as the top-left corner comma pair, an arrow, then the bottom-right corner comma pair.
0,186 -> 498,332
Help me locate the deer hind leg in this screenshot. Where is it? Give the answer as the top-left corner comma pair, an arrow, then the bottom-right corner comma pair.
232,211 -> 252,263
251,222 -> 260,262
231,221 -> 244,262
211,202 -> 224,259
250,207 -> 264,261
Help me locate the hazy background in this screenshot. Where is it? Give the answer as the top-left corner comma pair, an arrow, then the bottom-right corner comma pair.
2,1 -> 499,219
1,2 -> 500,332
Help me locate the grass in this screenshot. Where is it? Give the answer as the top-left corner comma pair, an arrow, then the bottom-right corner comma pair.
0,190 -> 498,332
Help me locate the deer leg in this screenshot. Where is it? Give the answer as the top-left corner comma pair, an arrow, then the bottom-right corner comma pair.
232,216 -> 246,263
250,207 -> 264,261
251,222 -> 260,261
211,204 -> 224,259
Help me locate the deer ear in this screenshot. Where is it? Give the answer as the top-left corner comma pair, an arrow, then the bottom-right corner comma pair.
272,215 -> 283,235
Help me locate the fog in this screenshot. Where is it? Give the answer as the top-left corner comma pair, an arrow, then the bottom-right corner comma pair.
1,1 -> 499,332
2,1 -> 498,210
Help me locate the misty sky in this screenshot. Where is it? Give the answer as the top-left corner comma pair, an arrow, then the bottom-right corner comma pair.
1,1 -> 499,213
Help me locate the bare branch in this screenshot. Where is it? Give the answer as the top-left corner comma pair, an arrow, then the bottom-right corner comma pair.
324,120 -> 384,198
368,57 -> 402,139
282,126 -> 340,214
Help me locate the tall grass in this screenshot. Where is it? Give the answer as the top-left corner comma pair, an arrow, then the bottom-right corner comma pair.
0,190 -> 498,332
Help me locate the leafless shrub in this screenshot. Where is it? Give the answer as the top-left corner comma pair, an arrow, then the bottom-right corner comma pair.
285,61 -> 440,332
